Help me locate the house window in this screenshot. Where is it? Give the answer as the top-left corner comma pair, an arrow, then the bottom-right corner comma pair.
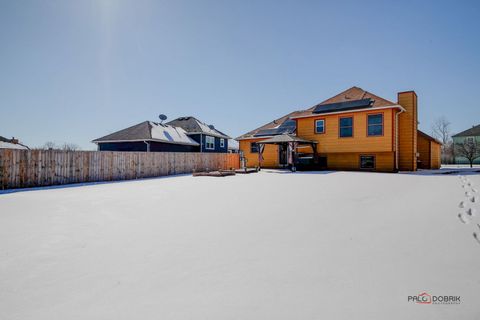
220,138 -> 225,148
205,136 -> 215,150
315,119 -> 325,134
360,155 -> 375,169
466,137 -> 474,144
367,114 -> 383,136
250,142 -> 259,153
339,117 -> 353,137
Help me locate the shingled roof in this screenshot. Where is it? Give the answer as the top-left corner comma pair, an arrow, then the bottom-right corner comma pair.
236,86 -> 397,140
167,117 -> 230,139
236,110 -> 305,140
418,130 -> 442,145
292,86 -> 396,118
452,124 -> 480,138
92,121 -> 199,146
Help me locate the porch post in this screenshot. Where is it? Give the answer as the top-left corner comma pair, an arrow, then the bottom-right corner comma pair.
258,143 -> 265,170
312,143 -> 319,164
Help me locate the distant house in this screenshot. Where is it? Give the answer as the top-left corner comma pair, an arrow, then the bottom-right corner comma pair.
92,121 -> 200,152
452,124 -> 480,165
0,136 -> 29,150
167,117 -> 230,153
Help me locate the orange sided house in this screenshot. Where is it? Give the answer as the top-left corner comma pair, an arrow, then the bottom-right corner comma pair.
237,87 -> 441,172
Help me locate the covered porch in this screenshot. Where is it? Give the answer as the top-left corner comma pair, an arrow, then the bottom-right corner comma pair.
256,134 -> 318,171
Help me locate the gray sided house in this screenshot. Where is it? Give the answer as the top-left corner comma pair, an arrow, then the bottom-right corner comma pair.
92,121 -> 200,152
167,117 -> 230,153
452,124 -> 480,165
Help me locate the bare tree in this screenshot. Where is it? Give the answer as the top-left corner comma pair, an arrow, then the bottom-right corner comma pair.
455,138 -> 480,168
431,116 -> 451,145
43,141 -> 57,150
431,116 -> 453,164
61,143 -> 80,151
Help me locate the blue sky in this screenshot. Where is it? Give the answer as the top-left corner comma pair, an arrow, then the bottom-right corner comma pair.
1,0 -> 479,149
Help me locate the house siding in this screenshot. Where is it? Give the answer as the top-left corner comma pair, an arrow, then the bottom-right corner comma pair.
295,108 -> 396,172
239,138 -> 279,168
417,133 -> 431,169
192,134 -> 228,153
430,142 -> 441,169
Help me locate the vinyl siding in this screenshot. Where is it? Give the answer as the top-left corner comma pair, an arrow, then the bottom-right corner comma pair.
417,133 -> 431,169
430,142 -> 441,169
295,108 -> 396,171
296,109 -> 395,153
320,152 -> 395,172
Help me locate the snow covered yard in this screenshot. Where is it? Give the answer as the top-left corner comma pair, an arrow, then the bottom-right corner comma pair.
1,170 -> 479,319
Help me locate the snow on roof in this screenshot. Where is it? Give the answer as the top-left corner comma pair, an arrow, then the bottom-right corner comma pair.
149,122 -> 199,146
0,141 -> 29,150
167,117 -> 231,139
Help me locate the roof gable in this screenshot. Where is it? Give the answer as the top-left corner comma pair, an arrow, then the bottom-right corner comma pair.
93,121 -> 152,142
314,86 -> 395,108
92,121 -> 199,146
452,124 -> 480,137
167,117 -> 230,139
418,130 -> 442,145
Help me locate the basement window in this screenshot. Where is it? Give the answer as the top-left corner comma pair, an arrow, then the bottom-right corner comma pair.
367,114 -> 383,136
205,136 -> 215,150
360,155 -> 375,169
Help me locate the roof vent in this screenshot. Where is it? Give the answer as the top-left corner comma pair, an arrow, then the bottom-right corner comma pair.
208,125 -> 215,130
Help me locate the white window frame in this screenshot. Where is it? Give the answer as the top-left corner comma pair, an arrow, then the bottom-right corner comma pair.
205,136 -> 215,150
315,119 -> 325,134
220,138 -> 225,148
466,137 -> 474,144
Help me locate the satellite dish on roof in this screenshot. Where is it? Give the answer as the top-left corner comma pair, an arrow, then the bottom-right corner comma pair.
159,114 -> 167,123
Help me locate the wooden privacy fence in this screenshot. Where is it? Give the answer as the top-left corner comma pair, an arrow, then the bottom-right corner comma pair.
0,149 -> 240,190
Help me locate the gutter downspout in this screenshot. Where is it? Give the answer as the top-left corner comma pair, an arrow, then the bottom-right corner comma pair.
144,140 -> 150,152
395,109 -> 405,171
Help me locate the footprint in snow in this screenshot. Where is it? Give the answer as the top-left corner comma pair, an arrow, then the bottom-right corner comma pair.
467,208 -> 477,217
473,233 -> 480,245
459,201 -> 466,208
458,213 -> 470,224
466,192 -> 472,197
473,188 -> 478,193
471,196 -> 478,203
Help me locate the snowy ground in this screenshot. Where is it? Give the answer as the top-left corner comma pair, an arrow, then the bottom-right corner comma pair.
1,169 -> 480,319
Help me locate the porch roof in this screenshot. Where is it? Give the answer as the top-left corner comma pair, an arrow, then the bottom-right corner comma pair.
256,134 -> 317,145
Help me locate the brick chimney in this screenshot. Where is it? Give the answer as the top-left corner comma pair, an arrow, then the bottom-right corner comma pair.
397,91 -> 418,171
